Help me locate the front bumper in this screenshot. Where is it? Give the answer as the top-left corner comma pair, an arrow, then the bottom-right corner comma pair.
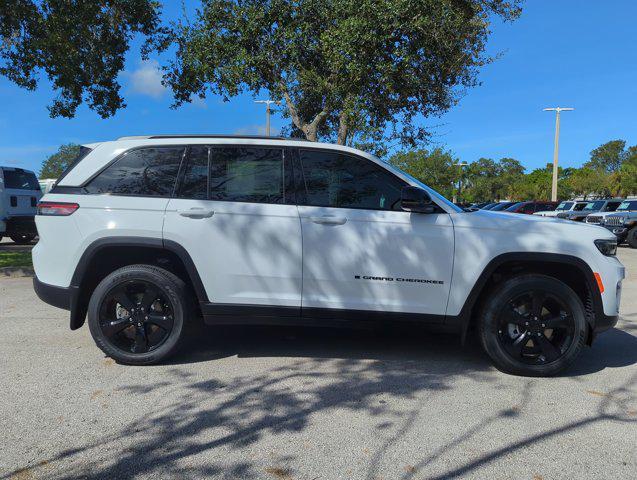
603,225 -> 629,242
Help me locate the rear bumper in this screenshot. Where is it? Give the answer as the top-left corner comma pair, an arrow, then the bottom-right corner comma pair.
33,276 -> 72,310
6,216 -> 38,236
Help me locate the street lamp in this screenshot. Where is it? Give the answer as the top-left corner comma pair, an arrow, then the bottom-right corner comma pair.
543,107 -> 574,201
454,162 -> 468,203
254,99 -> 280,136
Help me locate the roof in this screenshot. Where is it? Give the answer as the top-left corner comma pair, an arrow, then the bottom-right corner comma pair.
117,134 -> 310,142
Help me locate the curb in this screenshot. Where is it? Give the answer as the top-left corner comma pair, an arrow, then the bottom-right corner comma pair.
0,267 -> 35,278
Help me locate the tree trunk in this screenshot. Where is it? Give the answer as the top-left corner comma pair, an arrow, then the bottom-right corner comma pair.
337,111 -> 348,145
281,88 -> 328,142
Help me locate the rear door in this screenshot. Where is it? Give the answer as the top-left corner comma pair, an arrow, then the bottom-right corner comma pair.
1,168 -> 42,217
295,148 -> 454,316
163,145 -> 302,309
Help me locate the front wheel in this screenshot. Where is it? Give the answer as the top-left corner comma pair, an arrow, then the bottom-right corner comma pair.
10,233 -> 36,244
479,274 -> 587,376
627,227 -> 637,249
87,264 -> 194,365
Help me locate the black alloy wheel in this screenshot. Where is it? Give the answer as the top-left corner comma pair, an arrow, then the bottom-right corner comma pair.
479,274 -> 587,376
98,280 -> 175,354
496,290 -> 575,365
88,264 -> 193,365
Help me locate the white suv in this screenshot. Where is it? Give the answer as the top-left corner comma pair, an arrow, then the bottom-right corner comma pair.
32,136 -> 625,376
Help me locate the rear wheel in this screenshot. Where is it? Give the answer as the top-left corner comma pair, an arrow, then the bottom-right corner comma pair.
479,274 -> 587,376
627,227 -> 637,249
87,264 -> 194,365
10,233 -> 36,244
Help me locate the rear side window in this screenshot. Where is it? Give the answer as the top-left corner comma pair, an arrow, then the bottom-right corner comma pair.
2,169 -> 40,190
178,146 -> 209,199
85,146 -> 184,196
209,147 -> 288,204
298,150 -> 405,210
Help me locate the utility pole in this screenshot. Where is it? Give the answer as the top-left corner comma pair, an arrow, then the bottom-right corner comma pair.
254,100 -> 280,136
543,107 -> 574,201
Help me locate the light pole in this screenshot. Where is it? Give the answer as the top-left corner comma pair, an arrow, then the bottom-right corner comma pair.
543,107 -> 574,201
453,162 -> 468,203
254,100 -> 280,136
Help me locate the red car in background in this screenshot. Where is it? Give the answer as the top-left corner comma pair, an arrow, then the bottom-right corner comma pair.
505,201 -> 560,214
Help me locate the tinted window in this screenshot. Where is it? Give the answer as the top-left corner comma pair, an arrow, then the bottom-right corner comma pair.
606,201 -> 621,211
618,200 -> 637,211
86,147 -> 184,196
556,202 -> 573,211
537,203 -> 556,211
3,169 -> 40,190
521,203 -> 535,213
573,203 -> 587,211
178,146 -> 209,199
209,147 -> 287,204
299,150 -> 406,210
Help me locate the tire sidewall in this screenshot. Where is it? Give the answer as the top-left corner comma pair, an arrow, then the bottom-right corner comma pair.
628,227 -> 637,249
480,275 -> 587,376
88,265 -> 187,365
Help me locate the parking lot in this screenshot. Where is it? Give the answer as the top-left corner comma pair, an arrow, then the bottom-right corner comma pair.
0,248 -> 635,480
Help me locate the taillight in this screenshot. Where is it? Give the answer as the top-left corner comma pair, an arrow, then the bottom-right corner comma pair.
37,201 -> 79,216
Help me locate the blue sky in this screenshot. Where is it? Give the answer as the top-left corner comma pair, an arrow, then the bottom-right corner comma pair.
1,0 -> 636,175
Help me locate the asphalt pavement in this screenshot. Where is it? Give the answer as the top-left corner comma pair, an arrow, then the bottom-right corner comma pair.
0,248 -> 635,480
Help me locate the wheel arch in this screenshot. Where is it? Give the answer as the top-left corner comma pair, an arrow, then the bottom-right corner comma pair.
454,252 -> 603,344
69,237 -> 207,330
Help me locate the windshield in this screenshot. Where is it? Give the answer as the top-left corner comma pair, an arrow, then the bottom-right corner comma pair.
2,169 -> 40,190
617,200 -> 637,211
556,201 -> 573,211
583,201 -> 605,210
383,161 -> 463,213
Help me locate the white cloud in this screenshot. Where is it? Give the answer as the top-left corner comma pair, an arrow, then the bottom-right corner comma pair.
126,59 -> 166,99
233,125 -> 280,136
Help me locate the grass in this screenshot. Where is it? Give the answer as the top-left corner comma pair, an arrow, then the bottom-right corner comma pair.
0,251 -> 33,268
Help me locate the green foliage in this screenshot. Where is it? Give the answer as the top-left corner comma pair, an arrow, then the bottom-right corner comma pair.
166,0 -> 522,146
389,148 -> 460,199
0,1 -> 164,118
564,167 -> 609,200
0,251 -> 32,268
39,143 -> 80,178
585,140 -> 631,173
461,157 -> 525,202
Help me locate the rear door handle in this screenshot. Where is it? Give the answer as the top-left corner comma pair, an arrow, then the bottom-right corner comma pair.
178,208 -> 215,219
309,215 -> 347,225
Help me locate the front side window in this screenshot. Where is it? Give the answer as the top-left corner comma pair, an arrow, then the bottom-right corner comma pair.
209,147 -> 287,204
85,146 -> 184,196
606,201 -> 621,211
298,150 -> 406,210
3,169 -> 40,190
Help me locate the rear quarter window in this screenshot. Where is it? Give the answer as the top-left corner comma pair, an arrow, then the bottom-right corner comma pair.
85,146 -> 185,197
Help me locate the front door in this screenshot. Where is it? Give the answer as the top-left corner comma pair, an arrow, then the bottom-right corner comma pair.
295,149 -> 454,316
163,145 -> 302,309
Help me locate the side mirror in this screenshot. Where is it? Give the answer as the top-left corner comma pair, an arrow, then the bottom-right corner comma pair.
400,186 -> 436,214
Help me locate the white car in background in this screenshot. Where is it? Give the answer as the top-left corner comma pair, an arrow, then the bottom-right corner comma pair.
0,166 -> 42,243
39,178 -> 57,194
534,200 -> 588,217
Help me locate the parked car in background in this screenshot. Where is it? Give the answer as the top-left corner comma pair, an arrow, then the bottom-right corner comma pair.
505,201 -> 559,215
32,135 -> 624,376
587,199 -> 637,248
534,200 -> 588,217
0,166 -> 41,243
470,201 -> 492,210
39,178 -> 57,194
557,199 -> 623,222
480,202 -> 499,210
489,201 -> 517,211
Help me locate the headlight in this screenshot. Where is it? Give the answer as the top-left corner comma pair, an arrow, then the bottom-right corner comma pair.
595,239 -> 617,256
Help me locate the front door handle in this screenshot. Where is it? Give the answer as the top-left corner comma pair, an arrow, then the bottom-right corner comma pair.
309,215 -> 347,225
178,208 -> 215,219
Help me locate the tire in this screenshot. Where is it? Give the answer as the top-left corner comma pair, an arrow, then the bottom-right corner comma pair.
87,264 -> 194,365
627,227 -> 637,249
478,274 -> 587,377
10,233 -> 36,244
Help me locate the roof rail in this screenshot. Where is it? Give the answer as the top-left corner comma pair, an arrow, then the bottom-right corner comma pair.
117,134 -> 310,141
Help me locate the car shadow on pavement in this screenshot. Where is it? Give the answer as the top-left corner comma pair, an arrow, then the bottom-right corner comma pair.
166,323 -> 637,377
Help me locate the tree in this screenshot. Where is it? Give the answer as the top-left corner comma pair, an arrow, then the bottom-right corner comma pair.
0,1 -> 164,118
165,0 -> 521,146
585,140 -> 634,174
39,143 -> 80,178
389,148 -> 459,199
